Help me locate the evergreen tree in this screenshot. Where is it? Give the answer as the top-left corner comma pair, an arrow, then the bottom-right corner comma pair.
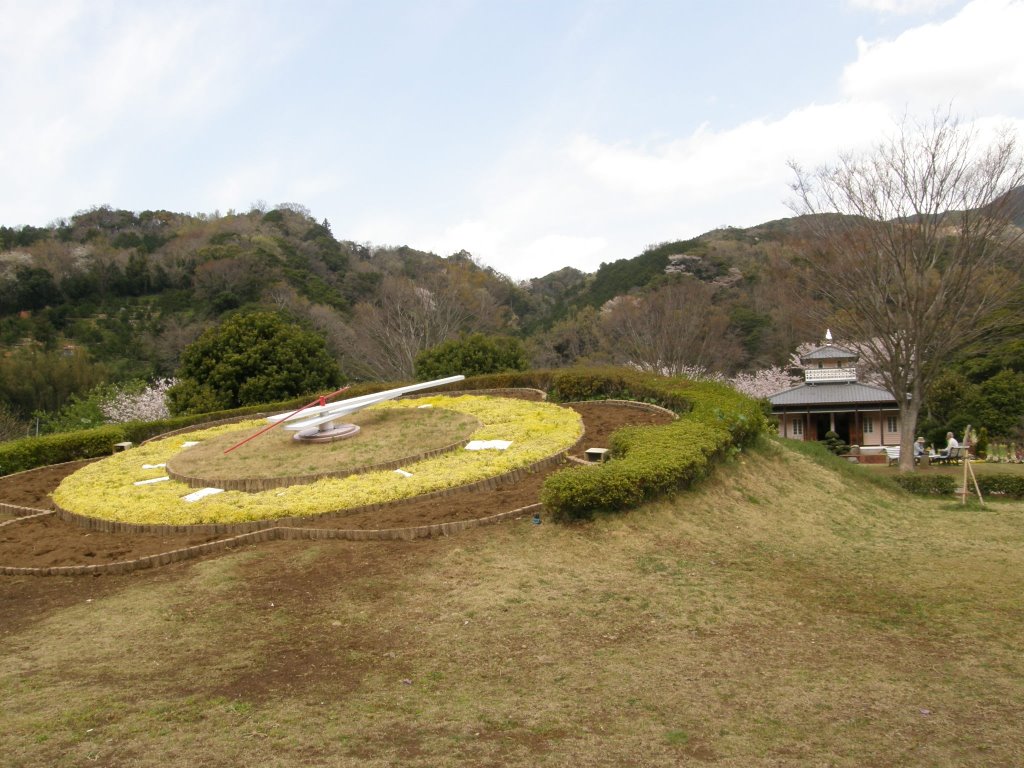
167,312 -> 342,414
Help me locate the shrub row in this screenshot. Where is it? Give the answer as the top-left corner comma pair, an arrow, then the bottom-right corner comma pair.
540,419 -> 733,519
893,474 -> 957,496
535,370 -> 766,521
0,405 -> 287,477
0,425 -> 129,476
449,367 -> 697,414
453,366 -> 765,428
975,474 -> 1024,498
893,472 -> 1024,498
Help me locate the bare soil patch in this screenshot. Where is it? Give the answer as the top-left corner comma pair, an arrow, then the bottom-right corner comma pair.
0,516 -> 227,567
566,400 -> 674,454
0,401 -> 673,569
0,460 -> 92,509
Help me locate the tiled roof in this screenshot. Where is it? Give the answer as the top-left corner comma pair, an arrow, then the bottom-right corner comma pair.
800,344 -> 858,362
768,382 -> 897,407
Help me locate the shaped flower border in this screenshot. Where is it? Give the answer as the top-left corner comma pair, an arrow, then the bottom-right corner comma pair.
53,395 -> 583,526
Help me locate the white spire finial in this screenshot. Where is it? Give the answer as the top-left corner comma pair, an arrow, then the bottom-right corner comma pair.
825,328 -> 833,342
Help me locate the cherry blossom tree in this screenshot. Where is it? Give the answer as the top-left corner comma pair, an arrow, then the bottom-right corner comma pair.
729,366 -> 801,399
100,379 -> 176,423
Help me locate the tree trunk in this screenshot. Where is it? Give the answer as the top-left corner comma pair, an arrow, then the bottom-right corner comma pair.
897,400 -> 921,472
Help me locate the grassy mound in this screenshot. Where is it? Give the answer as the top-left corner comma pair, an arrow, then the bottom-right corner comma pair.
7,441 -> 1024,765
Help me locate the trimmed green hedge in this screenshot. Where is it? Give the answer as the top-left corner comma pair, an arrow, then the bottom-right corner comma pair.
975,474 -> 1024,498
0,425 -> 129,477
895,471 -> 1024,498
538,370 -> 767,521
445,367 -> 766,520
433,370 -> 556,394
893,474 -> 957,496
446,367 -> 695,414
540,419 -> 731,519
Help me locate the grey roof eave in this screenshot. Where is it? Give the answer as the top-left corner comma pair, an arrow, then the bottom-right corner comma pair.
800,344 -> 859,362
768,381 -> 898,407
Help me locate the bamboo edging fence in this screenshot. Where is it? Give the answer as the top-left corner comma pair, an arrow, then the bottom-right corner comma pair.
2,390 -> 680,577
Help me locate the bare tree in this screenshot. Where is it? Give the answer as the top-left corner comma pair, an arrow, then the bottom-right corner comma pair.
599,279 -> 741,376
0,401 -> 27,442
192,256 -> 262,304
145,317 -> 207,374
260,282 -> 353,361
789,112 -> 1024,470
342,274 -> 486,380
528,307 -> 605,369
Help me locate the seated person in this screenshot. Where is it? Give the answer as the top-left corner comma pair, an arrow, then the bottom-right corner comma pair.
939,431 -> 959,457
913,437 -> 926,459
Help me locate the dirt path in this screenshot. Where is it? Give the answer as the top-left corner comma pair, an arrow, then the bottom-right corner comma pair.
0,401 -> 672,569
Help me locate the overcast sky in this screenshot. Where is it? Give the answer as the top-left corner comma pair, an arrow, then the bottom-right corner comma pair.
2,0 -> 1023,279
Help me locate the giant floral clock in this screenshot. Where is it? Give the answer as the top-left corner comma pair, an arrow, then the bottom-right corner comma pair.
53,394 -> 583,527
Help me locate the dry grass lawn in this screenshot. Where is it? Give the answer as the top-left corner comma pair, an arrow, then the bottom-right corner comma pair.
167,407 -> 479,480
859,457 -> 1024,478
3,440 -> 1024,767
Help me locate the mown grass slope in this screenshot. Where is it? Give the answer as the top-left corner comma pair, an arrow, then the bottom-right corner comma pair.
3,440 -> 1024,767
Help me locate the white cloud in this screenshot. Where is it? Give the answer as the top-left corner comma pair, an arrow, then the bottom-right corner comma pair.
847,0 -> 959,14
3,0 -> 1022,285
0,0 -> 293,225
566,103 -> 893,200
386,104 -> 893,279
444,1 -> 1024,279
518,234 -> 608,275
411,221 -> 605,281
843,0 -> 1024,112
203,161 -> 283,214
424,220 -> 507,261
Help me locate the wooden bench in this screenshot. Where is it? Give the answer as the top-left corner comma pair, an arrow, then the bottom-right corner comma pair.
884,446 -> 900,466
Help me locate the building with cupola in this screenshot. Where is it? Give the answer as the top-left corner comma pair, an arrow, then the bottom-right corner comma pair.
768,331 -> 903,447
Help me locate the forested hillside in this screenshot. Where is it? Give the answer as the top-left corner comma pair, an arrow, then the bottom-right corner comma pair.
2,201 -> 1022,440
0,205 -> 526,416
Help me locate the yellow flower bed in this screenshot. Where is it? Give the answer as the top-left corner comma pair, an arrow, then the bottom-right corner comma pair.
53,395 -> 582,526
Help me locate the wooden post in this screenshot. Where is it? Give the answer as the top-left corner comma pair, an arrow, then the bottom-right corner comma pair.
961,425 -> 983,506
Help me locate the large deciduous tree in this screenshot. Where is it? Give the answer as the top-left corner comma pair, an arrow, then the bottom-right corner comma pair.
527,307 -> 603,369
789,112 -> 1024,470
337,274 -> 495,381
599,278 -> 741,376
